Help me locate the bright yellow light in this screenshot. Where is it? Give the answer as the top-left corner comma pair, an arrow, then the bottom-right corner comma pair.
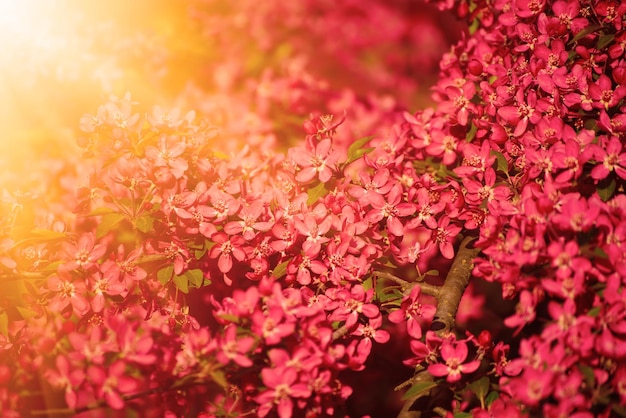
0,0 -> 194,191
0,0 -> 106,186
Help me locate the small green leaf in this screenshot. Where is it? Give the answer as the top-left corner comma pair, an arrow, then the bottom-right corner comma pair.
96,213 -> 126,239
579,364 -> 595,387
209,369 -> 228,389
491,150 -> 509,173
379,289 -> 403,304
0,312 -> 8,336
597,34 -> 615,50
570,24 -> 602,43
16,306 -> 36,320
454,413 -> 473,418
466,122 -> 478,142
468,376 -> 490,404
173,273 -> 189,293
86,207 -> 118,217
468,18 -> 480,35
134,215 -> 154,233
401,381 -> 438,400
157,265 -> 174,286
362,276 -> 373,292
217,313 -> 240,324
185,269 -> 205,288
587,306 -> 601,317
272,259 -> 290,279
307,182 -> 329,205
485,391 -> 499,407
345,136 -> 374,166
598,178 -> 616,202
136,254 -> 167,264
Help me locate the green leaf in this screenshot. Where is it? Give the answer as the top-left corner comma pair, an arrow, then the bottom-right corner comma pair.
16,306 -> 36,320
579,364 -> 595,387
468,18 -> 480,35
597,178 -> 616,202
466,122 -> 478,142
345,136 -> 374,166
185,269 -> 205,288
11,229 -> 67,249
0,312 -> 8,336
454,413 -> 473,418
401,380 -> 437,400
136,254 -> 167,264
307,182 -> 329,206
362,276 -> 373,292
468,376 -> 490,405
570,24 -> 601,43
209,369 -> 228,389
597,33 -> 615,50
485,391 -> 499,407
157,265 -> 174,286
587,306 -> 601,317
217,313 -> 240,324
491,150 -> 509,173
134,214 -> 154,233
96,213 -> 126,239
173,273 -> 189,293
272,259 -> 290,279
379,289 -> 403,304
86,207 -> 118,217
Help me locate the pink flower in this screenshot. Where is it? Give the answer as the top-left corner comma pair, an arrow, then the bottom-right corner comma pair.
291,138 -> 339,183
365,183 -> 415,237
47,271 -> 90,317
45,355 -> 84,409
293,212 -> 332,257
503,290 -> 537,334
588,135 -> 626,180
62,233 -> 106,271
223,201 -> 273,240
433,216 -> 462,259
438,82 -> 477,126
216,325 -> 255,367
589,74 -> 626,110
88,361 -> 139,410
428,339 -> 480,383
252,306 -> 295,345
209,232 -> 248,278
255,366 -> 311,418
388,285 -> 436,339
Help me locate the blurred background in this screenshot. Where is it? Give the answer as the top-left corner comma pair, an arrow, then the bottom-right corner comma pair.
0,0 -> 462,190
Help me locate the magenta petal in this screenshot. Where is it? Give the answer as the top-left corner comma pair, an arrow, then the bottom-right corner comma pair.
428,363 -> 449,377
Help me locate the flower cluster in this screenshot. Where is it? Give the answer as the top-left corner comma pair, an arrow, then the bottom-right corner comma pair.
0,0 -> 625,416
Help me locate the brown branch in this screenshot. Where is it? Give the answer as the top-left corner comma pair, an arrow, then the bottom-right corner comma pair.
375,271 -> 441,298
332,323 -> 351,340
430,235 -> 480,336
397,236 -> 480,418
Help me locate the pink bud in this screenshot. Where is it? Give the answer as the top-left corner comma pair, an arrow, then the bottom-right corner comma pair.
468,60 -> 484,76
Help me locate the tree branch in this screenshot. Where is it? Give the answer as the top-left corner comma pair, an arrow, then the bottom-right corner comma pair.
396,236 -> 480,418
375,271 -> 441,298
430,235 -> 480,336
